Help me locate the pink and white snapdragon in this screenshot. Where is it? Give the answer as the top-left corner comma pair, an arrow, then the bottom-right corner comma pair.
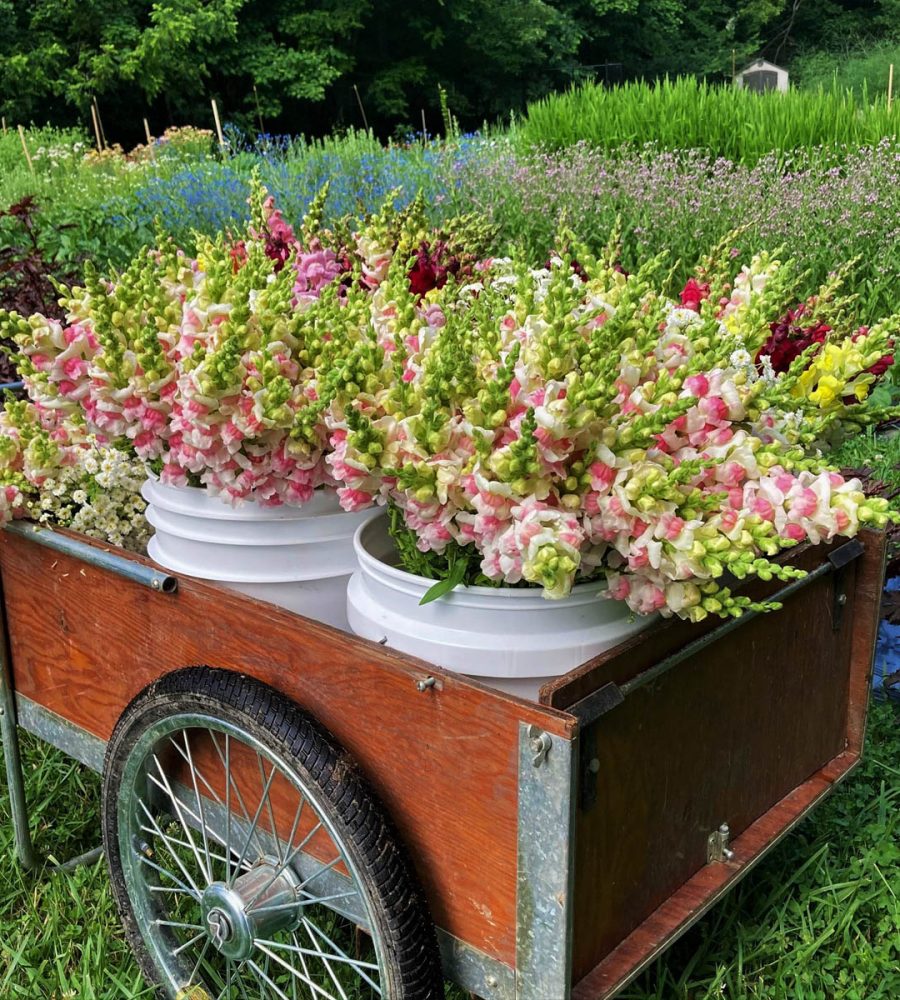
328,247 -> 896,619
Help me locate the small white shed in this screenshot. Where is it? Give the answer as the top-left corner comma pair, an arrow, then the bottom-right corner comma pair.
735,59 -> 789,93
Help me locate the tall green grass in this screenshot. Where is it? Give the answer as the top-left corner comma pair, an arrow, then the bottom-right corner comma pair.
515,76 -> 900,163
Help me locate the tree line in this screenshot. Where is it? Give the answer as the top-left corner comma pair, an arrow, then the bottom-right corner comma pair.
1,0 -> 897,144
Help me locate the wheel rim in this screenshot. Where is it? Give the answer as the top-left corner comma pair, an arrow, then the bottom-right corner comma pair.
116,713 -> 387,999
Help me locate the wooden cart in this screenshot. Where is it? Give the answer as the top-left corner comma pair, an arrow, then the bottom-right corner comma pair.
0,521 -> 885,1000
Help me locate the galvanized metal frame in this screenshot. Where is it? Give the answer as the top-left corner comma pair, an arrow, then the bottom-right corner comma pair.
0,571 -> 37,869
516,721 -> 578,1000
16,695 -> 107,772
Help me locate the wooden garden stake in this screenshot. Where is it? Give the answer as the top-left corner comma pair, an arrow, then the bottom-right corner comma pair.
90,102 -> 103,152
93,96 -> 107,150
421,108 -> 427,143
143,117 -> 155,158
1,117 -> 7,135
889,64 -> 894,112
211,98 -> 225,148
353,84 -> 370,132
253,84 -> 265,135
17,125 -> 34,175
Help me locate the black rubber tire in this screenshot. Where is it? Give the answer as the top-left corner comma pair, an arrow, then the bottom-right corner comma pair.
102,665 -> 445,1000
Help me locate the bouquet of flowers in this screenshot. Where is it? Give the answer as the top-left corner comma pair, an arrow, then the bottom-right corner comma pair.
3,183 -> 495,507
2,200 -> 897,622
323,235 -> 898,620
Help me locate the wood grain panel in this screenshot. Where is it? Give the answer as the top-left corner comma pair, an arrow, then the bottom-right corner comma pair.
565,530 -> 884,985
541,536 -> 851,710
0,529 -> 575,967
572,750 -> 860,1000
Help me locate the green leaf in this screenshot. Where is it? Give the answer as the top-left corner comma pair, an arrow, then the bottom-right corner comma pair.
419,555 -> 469,605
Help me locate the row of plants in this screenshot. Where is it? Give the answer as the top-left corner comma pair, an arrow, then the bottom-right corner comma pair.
516,77 -> 900,163
2,123 -> 899,335
1,184 -> 897,625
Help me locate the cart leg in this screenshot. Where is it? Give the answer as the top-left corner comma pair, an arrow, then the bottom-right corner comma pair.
0,596 -> 37,870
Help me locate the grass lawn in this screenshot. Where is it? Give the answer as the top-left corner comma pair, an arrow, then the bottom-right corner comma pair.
0,698 -> 898,999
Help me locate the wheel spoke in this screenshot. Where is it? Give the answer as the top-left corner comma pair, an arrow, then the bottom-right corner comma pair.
220,957 -> 235,1000
149,753 -> 210,886
234,960 -> 252,1000
210,731 -> 265,859
136,798 -> 203,897
139,823 -> 239,873
224,731 -> 232,884
186,935 -> 213,988
167,729 -> 247,879
179,731 -> 214,883
254,941 -> 339,1000
148,884 -> 195,898
297,854 -> 343,892
292,930 -> 313,1000
250,887 -> 359,918
291,929 -> 317,1000
303,915 -> 382,993
173,930 -> 207,957
302,917 -> 351,1000
246,957 -> 293,1000
154,918 -> 204,933
262,932 -> 381,977
231,759 -> 278,884
135,843 -> 201,900
257,751 -> 282,864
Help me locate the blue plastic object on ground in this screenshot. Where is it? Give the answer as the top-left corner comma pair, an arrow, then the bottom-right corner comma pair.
874,576 -> 899,699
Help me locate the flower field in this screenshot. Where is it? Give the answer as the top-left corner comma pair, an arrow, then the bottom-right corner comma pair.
3,103 -> 900,328
0,75 -> 899,999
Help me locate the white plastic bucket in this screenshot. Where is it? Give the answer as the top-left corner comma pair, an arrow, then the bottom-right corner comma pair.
142,478 -> 376,631
347,513 -> 656,700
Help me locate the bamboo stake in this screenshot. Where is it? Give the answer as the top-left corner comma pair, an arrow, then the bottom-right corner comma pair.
353,84 -> 370,131
93,96 -> 107,150
253,84 -> 265,136
143,117 -> 155,158
211,98 -> 225,148
421,108 -> 427,143
17,125 -> 34,175
889,63 -> 894,112
90,102 -> 103,152
1,117 -> 7,135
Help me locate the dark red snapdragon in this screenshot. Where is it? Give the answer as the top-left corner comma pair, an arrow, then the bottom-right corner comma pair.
756,303 -> 830,373
408,240 -> 471,297
679,277 -> 711,312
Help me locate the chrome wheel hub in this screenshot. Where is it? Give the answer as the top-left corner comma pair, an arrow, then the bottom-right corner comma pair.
200,859 -> 301,961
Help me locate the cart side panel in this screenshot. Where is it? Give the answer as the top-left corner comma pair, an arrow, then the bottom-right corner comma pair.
0,530 -> 575,970
564,530 -> 883,992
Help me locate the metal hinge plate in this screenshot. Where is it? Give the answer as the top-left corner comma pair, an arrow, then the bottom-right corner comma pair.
707,822 -> 736,864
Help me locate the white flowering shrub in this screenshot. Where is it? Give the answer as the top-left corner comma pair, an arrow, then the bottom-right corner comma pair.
0,399 -> 149,552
